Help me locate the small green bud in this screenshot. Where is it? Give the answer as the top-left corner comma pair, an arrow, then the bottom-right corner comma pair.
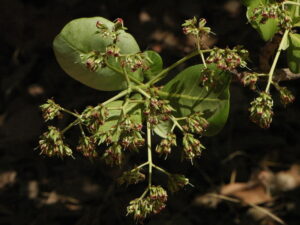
249,92 -> 273,129
77,136 -> 97,158
241,72 -> 259,90
118,168 -> 145,186
279,87 -> 295,106
39,126 -> 73,158
103,143 -> 123,166
40,99 -> 62,121
168,174 -> 189,193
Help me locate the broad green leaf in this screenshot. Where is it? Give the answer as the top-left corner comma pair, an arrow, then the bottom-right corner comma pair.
293,17 -> 300,27
287,33 -> 300,73
246,1 -> 279,41
154,64 -> 231,138
144,50 -> 163,80
53,17 -> 141,91
99,100 -> 142,141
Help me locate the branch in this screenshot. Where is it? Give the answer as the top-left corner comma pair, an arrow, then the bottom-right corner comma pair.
273,68 -> 300,82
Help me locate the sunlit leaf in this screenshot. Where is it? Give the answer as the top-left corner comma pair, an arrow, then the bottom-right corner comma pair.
53,17 -> 141,91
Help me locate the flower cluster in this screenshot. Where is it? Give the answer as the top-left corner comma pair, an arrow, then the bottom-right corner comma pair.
182,17 -> 211,37
183,112 -> 209,135
199,67 -> 216,89
40,99 -> 62,121
206,46 -> 248,71
103,143 -> 123,166
240,72 -> 259,90
144,97 -> 175,125
249,92 -> 274,129
168,174 -> 189,193
96,18 -> 127,41
105,44 -> 121,57
121,53 -> 150,72
118,117 -> 145,151
278,86 -> 295,106
81,50 -> 106,72
39,126 -> 73,158
182,133 -> 205,161
127,186 -> 168,222
102,118 -> 144,166
250,3 -> 292,30
77,136 -> 97,158
155,133 -> 177,157
81,105 -> 109,132
118,168 -> 146,186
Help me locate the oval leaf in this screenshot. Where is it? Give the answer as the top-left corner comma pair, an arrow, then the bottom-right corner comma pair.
155,64 -> 231,137
287,33 -> 300,73
144,50 -> 163,80
53,17 -> 141,91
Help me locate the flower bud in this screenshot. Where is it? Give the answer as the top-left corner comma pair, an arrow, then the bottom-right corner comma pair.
118,168 -> 145,186
182,133 -> 205,161
40,99 -> 62,121
241,72 -> 259,90
168,174 -> 189,193
249,92 -> 273,128
279,87 -> 295,106
155,133 -> 176,157
103,143 -> 123,166
77,136 -> 97,158
39,126 -> 73,158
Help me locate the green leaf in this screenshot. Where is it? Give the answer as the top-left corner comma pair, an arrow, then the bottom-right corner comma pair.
155,64 -> 231,138
293,17 -> 300,27
287,33 -> 300,73
99,100 -> 142,141
144,50 -> 163,80
246,1 -> 279,41
53,17 -> 141,91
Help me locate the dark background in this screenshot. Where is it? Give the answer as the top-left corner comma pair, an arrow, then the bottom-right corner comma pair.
1,0 -> 300,224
